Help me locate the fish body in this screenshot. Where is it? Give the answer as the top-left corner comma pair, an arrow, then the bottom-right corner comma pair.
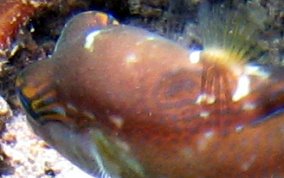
16,10 -> 284,178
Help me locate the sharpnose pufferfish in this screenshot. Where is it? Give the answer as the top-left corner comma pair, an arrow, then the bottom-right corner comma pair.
16,5 -> 284,178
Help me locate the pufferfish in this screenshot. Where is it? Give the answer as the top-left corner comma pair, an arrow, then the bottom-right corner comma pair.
16,4 -> 284,178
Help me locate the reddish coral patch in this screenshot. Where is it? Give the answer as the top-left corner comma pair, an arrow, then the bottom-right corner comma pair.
0,0 -> 52,57
0,1 -> 34,50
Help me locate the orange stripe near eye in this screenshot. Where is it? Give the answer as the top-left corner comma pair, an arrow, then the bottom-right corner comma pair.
22,81 -> 52,99
22,86 -> 38,99
94,12 -> 120,26
95,12 -> 109,26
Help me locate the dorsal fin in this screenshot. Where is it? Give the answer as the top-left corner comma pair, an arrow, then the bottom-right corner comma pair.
194,3 -> 264,107
198,3 -> 261,69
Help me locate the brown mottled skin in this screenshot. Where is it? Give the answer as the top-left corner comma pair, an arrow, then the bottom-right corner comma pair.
16,11 -> 284,178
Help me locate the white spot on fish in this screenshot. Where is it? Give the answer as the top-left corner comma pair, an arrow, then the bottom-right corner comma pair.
84,30 -> 101,51
200,111 -> 210,118
146,35 -> 155,41
189,50 -> 201,64
125,53 -> 138,65
83,111 -> 96,120
235,125 -> 244,132
196,93 -> 216,104
84,29 -> 112,52
232,74 -> 250,101
241,155 -> 256,171
242,102 -> 256,111
66,103 -> 78,112
115,139 -> 130,152
109,115 -> 124,129
197,131 -> 215,151
204,131 -> 214,139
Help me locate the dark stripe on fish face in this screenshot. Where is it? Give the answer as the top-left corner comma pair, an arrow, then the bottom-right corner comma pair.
16,81 -> 64,124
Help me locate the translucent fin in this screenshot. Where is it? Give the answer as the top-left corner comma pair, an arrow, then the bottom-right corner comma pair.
193,3 -> 265,116
90,130 -> 145,178
198,3 -> 262,66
